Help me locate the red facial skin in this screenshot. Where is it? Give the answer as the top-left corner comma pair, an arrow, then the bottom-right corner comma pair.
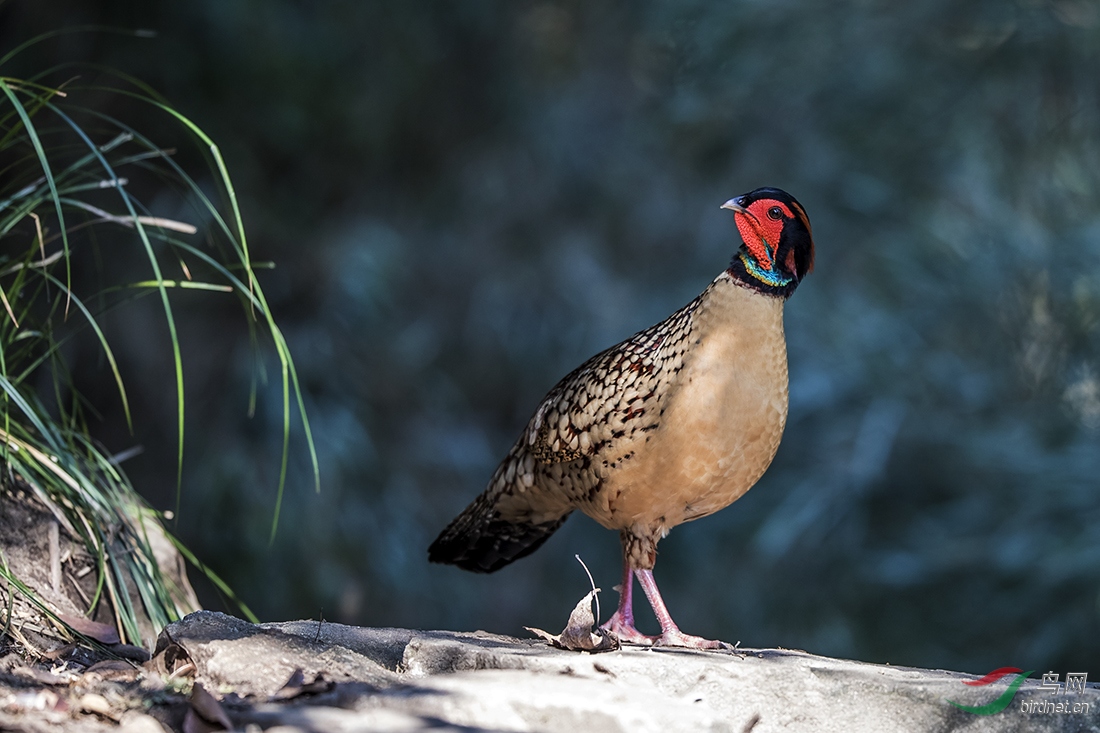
733,199 -> 793,270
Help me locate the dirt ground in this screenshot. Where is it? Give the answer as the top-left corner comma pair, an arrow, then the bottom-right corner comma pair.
0,481 -> 198,731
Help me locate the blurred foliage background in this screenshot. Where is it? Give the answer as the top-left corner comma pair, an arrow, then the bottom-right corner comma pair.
2,0 -> 1098,674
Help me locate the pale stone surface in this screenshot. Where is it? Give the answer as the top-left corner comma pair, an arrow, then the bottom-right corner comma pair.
117,711 -> 170,733
158,611 -> 1100,733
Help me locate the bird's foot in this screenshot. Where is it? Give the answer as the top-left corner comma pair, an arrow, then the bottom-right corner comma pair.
600,612 -> 658,646
652,629 -> 730,650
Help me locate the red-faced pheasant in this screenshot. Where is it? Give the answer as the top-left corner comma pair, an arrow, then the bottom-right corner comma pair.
429,187 -> 815,649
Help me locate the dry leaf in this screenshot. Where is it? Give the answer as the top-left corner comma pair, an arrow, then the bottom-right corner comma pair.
56,612 -> 121,645
272,668 -> 335,700
41,643 -> 76,661
145,641 -> 192,678
110,643 -> 152,663
273,664 -> 305,695
182,682 -> 232,733
526,589 -> 620,653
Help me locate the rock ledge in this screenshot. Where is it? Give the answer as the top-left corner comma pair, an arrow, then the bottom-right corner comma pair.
150,610 -> 1098,732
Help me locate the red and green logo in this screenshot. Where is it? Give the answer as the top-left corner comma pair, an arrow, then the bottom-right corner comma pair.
948,667 -> 1033,715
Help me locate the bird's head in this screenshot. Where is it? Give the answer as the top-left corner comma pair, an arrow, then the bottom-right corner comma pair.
722,187 -> 815,298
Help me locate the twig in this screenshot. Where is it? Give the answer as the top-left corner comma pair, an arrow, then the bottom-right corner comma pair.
64,200 -> 198,234
0,249 -> 63,277
9,618 -> 42,659
574,554 -> 599,623
66,571 -> 91,608
168,662 -> 195,680
49,520 -> 60,594
107,445 -> 144,467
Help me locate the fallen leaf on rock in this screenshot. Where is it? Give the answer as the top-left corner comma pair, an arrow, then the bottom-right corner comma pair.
110,643 -> 152,663
272,667 -> 336,700
56,612 -> 122,645
278,667 -> 304,692
146,640 -> 193,678
526,589 -> 620,653
183,683 -> 233,733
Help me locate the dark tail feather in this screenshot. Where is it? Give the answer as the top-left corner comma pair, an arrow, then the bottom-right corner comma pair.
428,507 -> 572,573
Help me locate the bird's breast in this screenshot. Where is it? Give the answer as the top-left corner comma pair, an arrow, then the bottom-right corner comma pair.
583,279 -> 789,533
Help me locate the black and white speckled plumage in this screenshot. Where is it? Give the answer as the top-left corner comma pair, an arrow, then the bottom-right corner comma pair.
428,281 -> 708,572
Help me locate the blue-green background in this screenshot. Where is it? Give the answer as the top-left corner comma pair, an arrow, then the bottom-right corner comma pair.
2,1 -> 1098,674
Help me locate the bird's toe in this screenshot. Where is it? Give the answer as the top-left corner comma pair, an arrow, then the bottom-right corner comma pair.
600,613 -> 657,646
652,630 -> 728,650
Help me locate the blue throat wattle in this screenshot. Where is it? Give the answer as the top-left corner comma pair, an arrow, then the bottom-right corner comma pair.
740,251 -> 792,287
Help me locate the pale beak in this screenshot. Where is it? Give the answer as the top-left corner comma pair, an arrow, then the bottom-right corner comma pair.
720,198 -> 749,215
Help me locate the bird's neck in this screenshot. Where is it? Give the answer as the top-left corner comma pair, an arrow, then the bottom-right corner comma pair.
727,252 -> 798,299
698,271 -> 787,338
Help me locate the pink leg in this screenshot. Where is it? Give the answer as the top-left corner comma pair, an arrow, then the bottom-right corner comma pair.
635,569 -> 726,649
600,558 -> 657,645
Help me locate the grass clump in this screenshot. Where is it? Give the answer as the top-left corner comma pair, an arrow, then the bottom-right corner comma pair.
0,29 -> 318,649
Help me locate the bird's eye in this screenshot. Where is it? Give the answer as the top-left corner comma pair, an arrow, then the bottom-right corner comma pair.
767,206 -> 783,220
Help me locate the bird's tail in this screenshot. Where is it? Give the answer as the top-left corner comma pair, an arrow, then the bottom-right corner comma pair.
428,494 -> 572,573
